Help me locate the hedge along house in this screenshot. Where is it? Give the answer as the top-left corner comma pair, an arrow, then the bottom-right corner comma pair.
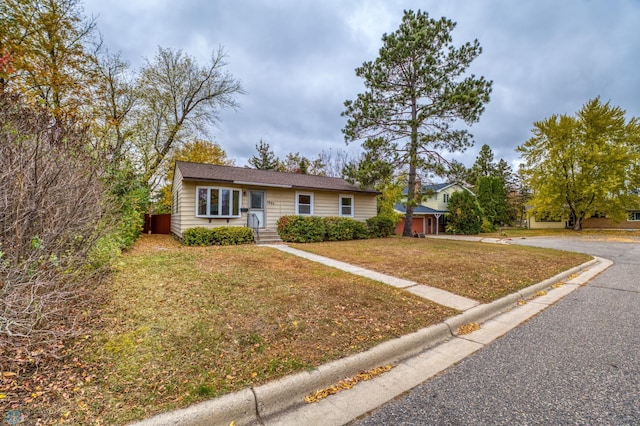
394,183 -> 475,235
171,161 -> 380,240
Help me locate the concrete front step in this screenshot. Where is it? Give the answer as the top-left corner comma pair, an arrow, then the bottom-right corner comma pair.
253,230 -> 283,245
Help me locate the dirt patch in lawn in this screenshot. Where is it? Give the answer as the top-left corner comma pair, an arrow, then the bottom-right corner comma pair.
290,237 -> 592,303
1,235 -> 454,425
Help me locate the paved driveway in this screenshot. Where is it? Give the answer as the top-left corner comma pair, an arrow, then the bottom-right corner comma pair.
354,237 -> 640,425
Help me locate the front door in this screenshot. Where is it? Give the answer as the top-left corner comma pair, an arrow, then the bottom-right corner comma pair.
249,191 -> 266,229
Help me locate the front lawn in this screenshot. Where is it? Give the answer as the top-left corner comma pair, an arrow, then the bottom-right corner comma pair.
290,237 -> 591,303
1,234 -> 591,424
1,236 -> 454,425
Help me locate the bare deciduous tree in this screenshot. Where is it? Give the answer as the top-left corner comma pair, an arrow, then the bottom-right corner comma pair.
136,46 -> 244,188
0,92 -> 105,362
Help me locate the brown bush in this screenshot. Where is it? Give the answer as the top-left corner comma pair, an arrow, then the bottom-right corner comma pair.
0,92 -> 106,364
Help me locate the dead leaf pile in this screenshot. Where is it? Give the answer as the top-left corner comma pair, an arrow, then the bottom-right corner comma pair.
304,365 -> 394,403
456,322 -> 481,335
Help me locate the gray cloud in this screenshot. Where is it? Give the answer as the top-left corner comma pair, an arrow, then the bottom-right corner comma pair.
84,0 -> 640,171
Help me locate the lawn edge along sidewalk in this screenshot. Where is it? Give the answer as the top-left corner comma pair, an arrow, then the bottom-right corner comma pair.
132,256 -> 610,426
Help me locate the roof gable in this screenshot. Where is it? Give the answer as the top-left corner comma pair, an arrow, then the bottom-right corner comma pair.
175,161 -> 378,194
393,203 -> 448,214
402,182 -> 474,196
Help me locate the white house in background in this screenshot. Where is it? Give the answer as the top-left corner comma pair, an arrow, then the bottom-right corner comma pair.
171,161 -> 379,239
394,182 -> 475,235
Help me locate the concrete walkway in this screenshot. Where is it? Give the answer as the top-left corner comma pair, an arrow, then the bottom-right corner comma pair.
268,244 -> 479,311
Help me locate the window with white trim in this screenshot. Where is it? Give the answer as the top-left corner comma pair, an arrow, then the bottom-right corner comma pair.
339,194 -> 354,217
628,211 -> 640,221
443,193 -> 449,203
196,187 -> 241,218
296,192 -> 313,215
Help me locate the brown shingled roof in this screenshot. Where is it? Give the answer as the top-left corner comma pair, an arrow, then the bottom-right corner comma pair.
175,161 -> 379,194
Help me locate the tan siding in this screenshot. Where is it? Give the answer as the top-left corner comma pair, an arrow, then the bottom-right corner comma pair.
312,191 -> 338,217
354,193 -> 377,221
171,166 -> 184,237
264,189 -> 296,229
527,214 -> 566,229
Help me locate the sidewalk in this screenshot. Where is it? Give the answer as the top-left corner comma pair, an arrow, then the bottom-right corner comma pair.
270,244 -> 479,311
134,243 -> 612,426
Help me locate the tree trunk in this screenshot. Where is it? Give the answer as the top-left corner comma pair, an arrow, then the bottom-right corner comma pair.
403,99 -> 419,237
403,159 -> 416,236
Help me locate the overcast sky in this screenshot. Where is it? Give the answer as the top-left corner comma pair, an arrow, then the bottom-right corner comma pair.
83,0 -> 640,173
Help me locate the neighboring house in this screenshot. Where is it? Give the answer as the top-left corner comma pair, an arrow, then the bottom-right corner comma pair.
524,207 -> 566,230
394,182 -> 474,235
171,161 -> 379,239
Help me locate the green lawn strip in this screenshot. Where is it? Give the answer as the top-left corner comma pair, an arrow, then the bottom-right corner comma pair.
290,237 -> 592,303
70,236 -> 455,424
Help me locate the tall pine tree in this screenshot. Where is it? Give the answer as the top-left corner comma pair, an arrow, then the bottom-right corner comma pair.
342,10 -> 492,236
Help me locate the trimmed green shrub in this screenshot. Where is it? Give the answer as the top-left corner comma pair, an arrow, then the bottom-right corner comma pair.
324,217 -> 370,241
277,215 -> 398,242
277,216 -> 326,243
366,215 -> 397,238
183,226 -> 254,246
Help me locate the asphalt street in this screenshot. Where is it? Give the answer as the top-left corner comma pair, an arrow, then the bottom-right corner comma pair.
353,237 -> 640,425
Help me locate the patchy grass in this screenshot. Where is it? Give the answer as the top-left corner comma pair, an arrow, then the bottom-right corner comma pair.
2,236 -> 454,425
290,237 -> 591,303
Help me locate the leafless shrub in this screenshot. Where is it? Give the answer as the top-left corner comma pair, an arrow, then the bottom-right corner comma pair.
0,92 -> 107,363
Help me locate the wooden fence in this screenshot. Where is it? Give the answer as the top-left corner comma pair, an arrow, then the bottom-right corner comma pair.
143,214 -> 172,234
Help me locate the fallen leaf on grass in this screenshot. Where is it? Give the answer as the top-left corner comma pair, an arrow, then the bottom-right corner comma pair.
304,365 -> 394,403
456,322 -> 480,335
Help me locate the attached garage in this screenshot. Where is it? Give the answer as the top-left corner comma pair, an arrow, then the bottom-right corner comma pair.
395,216 -> 425,235
394,204 -> 447,235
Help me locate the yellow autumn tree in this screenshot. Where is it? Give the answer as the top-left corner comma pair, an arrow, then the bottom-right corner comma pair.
0,0 -> 97,120
154,139 -> 235,213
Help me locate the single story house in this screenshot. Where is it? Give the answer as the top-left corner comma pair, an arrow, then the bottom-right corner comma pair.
171,161 -> 379,239
394,182 -> 474,235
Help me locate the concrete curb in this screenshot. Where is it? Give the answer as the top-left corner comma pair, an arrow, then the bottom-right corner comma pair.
132,257 -> 609,426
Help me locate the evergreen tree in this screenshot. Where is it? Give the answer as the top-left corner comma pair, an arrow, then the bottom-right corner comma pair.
342,10 -> 492,236
248,139 -> 281,170
477,176 -> 509,226
468,144 -> 496,189
446,190 -> 483,234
